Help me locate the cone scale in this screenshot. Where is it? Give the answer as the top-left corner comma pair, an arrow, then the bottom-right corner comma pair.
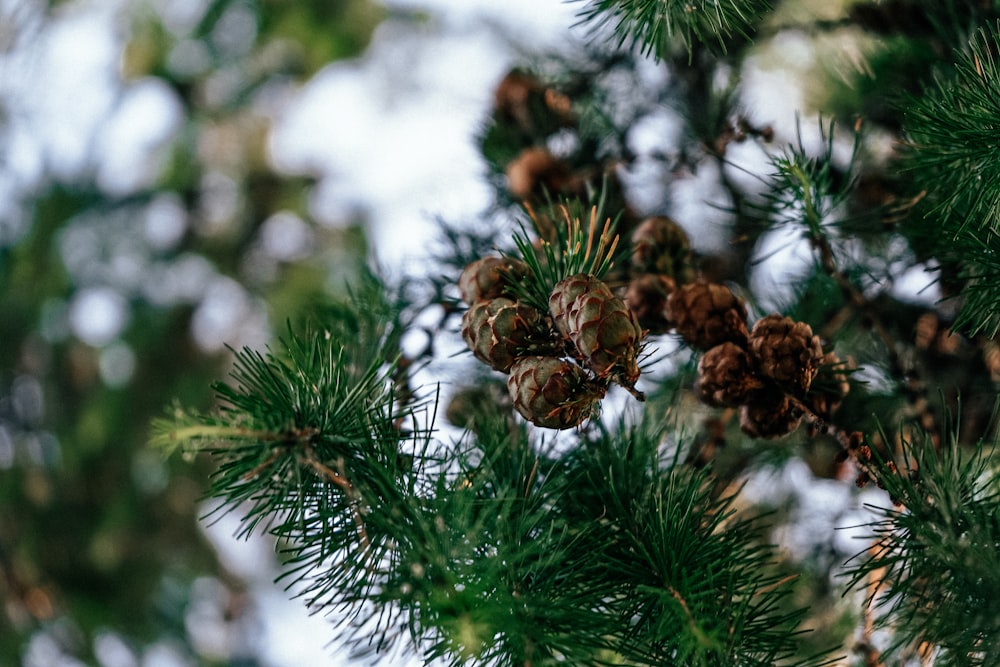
549,273 -> 644,396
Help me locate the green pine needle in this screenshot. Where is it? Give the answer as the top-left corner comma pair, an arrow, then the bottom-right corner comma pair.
508,200 -> 621,312
845,427 -> 1000,665
561,418 -> 832,666
756,118 -> 861,238
898,22 -> 1000,336
902,22 -> 1000,236
573,0 -> 772,58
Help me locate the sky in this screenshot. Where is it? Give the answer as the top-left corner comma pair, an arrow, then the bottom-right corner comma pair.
270,0 -> 582,271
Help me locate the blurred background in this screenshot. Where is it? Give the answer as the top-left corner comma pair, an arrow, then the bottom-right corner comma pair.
0,0 -> 579,664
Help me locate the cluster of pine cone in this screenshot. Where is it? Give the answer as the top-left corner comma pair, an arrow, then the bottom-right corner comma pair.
456,213 -> 849,437
621,215 -> 696,335
675,284 -> 850,438
616,215 -> 850,439
458,258 -> 643,430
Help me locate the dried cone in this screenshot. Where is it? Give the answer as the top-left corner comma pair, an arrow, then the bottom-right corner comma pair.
630,215 -> 694,282
506,147 -> 577,201
624,273 -> 675,335
494,70 -> 545,131
507,356 -> 606,429
666,282 -> 748,350
461,298 -> 557,373
740,393 -> 803,438
697,342 -> 764,407
458,256 -> 530,305
549,274 -> 643,390
748,314 -> 824,395
494,70 -> 574,132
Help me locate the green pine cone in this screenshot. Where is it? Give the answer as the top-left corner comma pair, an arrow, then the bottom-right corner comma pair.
549,273 -> 600,334
461,298 -> 557,373
458,256 -> 531,305
507,356 -> 605,429
549,274 -> 643,390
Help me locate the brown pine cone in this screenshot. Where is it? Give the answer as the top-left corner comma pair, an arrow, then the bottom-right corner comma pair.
493,70 -> 575,134
461,298 -> 557,373
630,215 -> 694,282
666,282 -> 748,350
697,343 -> 764,407
740,393 -> 803,438
748,314 -> 823,394
550,274 -> 643,390
458,256 -> 531,305
624,274 -> 675,335
507,356 -> 606,429
506,147 -> 577,200
494,70 -> 545,131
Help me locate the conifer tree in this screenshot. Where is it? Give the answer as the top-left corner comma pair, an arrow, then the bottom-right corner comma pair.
158,1 -> 1000,665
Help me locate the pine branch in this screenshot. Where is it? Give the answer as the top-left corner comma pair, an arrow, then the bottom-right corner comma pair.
151,278 -> 435,641
559,419 -> 834,666
509,199 -> 621,312
903,21 -> 1000,236
844,427 -> 1000,666
573,0 -> 773,58
899,21 -> 1000,335
144,8 -> 1000,667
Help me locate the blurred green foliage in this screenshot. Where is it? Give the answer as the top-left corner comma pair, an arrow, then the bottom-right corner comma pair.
0,0 -> 381,663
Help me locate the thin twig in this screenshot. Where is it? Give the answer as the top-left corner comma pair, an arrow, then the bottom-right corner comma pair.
858,542 -> 887,667
302,445 -> 370,550
810,230 -> 942,448
302,446 -> 356,495
242,448 -> 281,481
668,584 -> 713,648
787,395 -> 896,494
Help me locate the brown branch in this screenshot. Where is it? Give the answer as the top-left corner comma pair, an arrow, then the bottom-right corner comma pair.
668,584 -> 713,648
302,446 -> 356,496
787,395 -> 898,495
810,231 -> 941,448
301,445 -> 370,550
858,541 -> 887,667
242,448 -> 281,481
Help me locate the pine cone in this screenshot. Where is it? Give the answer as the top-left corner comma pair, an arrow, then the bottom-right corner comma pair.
748,314 -> 824,394
630,215 -> 694,282
697,342 -> 764,407
624,273 -> 675,335
740,393 -> 803,438
445,381 -> 513,428
458,256 -> 531,305
507,356 -> 606,429
494,70 -> 574,134
506,147 -> 577,201
461,298 -> 557,373
666,282 -> 748,350
550,274 -> 643,389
